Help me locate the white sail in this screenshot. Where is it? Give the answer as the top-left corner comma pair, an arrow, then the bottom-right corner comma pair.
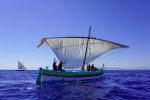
21,63 -> 26,70
43,37 -> 128,69
18,61 -> 26,70
18,61 -> 22,70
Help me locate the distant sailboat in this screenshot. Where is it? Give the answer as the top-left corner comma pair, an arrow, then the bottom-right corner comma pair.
16,61 -> 27,71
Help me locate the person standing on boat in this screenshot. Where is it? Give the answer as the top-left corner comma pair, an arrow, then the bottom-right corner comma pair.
87,64 -> 90,71
58,60 -> 67,71
91,64 -> 94,71
103,63 -> 105,69
91,64 -> 97,71
53,58 -> 58,71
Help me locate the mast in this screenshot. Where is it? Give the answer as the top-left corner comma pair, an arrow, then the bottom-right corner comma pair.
82,26 -> 91,71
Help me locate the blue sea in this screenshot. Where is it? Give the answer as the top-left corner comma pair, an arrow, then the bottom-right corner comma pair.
0,70 -> 150,100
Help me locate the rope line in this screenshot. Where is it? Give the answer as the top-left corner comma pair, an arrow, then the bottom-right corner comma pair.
94,49 -> 127,65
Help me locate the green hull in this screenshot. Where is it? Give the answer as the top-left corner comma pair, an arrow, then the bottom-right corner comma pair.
36,67 -> 104,84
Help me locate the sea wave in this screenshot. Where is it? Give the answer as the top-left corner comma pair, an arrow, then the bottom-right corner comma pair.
0,70 -> 150,100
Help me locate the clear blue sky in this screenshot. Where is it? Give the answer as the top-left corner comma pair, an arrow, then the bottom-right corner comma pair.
0,0 -> 150,70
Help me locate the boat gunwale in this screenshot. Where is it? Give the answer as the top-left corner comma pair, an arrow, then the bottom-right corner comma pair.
42,69 -> 104,77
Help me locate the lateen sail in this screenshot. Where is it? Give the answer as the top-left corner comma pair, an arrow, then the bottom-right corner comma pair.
18,61 -> 26,70
43,37 -> 128,69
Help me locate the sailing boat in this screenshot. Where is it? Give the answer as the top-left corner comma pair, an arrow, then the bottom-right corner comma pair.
16,61 -> 27,71
36,27 -> 129,84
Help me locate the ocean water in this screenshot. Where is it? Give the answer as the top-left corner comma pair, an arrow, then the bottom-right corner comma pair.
0,70 -> 150,100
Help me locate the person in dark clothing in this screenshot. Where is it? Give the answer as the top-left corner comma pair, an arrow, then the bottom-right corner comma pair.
87,64 -> 91,71
91,64 -> 97,71
53,58 -> 58,71
91,64 -> 94,71
103,63 -> 105,68
58,60 -> 67,71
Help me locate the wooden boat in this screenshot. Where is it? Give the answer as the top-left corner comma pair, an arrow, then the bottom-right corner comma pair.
36,27 -> 129,84
36,68 -> 104,84
16,61 -> 27,71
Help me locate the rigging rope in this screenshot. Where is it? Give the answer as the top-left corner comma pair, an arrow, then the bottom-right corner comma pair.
94,48 -> 127,65
105,49 -> 127,65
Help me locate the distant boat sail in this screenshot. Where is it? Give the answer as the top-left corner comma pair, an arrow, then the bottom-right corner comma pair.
17,61 -> 27,71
